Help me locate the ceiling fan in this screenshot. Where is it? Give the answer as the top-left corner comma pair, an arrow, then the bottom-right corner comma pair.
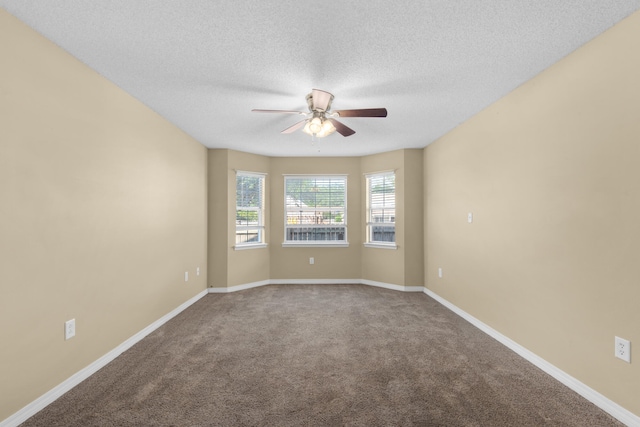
252,89 -> 387,138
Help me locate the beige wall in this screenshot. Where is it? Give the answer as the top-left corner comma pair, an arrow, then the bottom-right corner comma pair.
269,157 -> 363,280
403,149 -> 424,286
207,149 -> 229,288
360,149 -> 424,286
209,150 -> 271,288
425,10 -> 640,416
361,150 -> 404,284
208,149 -> 272,288
0,9 -> 208,421
227,150 -> 271,287
209,151 -> 422,287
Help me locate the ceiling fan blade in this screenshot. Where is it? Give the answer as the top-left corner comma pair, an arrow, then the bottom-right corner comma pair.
311,89 -> 334,111
327,118 -> 355,137
252,109 -> 306,114
281,119 -> 308,134
334,108 -> 388,118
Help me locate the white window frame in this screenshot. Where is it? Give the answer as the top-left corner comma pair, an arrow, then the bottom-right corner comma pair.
283,175 -> 348,247
364,170 -> 397,249
235,171 -> 267,250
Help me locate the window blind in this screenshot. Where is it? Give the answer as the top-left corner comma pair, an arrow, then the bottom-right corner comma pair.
366,171 -> 395,244
236,172 -> 265,245
284,175 -> 347,243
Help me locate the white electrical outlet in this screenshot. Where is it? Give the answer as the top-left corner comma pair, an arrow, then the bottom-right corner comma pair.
438,267 -> 443,278
65,319 -> 76,340
196,267 -> 200,276
309,257 -> 314,265
615,336 -> 631,363
468,212 -> 473,223
185,271 -> 189,282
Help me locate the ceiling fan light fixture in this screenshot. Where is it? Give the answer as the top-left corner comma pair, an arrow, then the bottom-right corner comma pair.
309,117 -> 323,134
302,116 -> 336,138
302,121 -> 313,135
318,119 -> 336,137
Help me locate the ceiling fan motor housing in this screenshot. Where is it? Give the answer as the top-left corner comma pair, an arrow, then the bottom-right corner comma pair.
307,89 -> 334,112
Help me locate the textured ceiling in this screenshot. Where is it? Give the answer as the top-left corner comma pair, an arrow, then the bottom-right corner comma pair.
2,1 -> 639,157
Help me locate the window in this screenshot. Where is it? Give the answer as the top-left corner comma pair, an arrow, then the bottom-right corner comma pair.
365,171 -> 396,248
235,171 -> 266,249
284,175 -> 347,246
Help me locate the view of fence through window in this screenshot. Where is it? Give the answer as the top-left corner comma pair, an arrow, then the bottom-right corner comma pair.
367,172 -> 395,243
236,173 -> 264,245
285,176 -> 347,242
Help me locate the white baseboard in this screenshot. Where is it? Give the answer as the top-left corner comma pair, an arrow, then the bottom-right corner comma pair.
1,289 -> 209,427
271,278 -> 361,285
208,279 -> 422,293
208,280 -> 271,293
209,279 -> 363,293
423,288 -> 640,427
360,279 -> 424,293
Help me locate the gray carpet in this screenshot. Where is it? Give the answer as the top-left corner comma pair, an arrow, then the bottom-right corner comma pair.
21,284 -> 622,426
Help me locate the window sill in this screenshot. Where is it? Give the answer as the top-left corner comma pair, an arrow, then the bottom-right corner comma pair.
282,242 -> 349,248
363,243 -> 397,250
234,243 -> 268,251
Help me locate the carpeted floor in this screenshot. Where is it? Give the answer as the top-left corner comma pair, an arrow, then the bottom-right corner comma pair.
21,284 -> 623,426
